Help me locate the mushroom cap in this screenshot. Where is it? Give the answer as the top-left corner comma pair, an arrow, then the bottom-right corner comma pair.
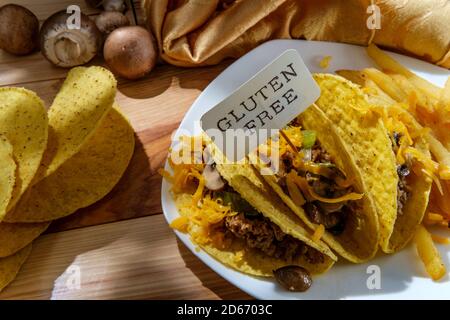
0,4 -> 39,55
40,10 -> 102,68
95,11 -> 129,35
85,0 -> 126,12
84,0 -> 103,8
103,26 -> 157,80
103,0 -> 126,12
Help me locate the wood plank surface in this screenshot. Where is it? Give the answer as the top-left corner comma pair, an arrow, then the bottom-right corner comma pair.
1,0 -> 99,22
0,0 -> 244,300
0,215 -> 251,299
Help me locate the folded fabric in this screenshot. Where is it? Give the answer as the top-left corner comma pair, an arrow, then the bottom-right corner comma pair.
142,0 -> 450,68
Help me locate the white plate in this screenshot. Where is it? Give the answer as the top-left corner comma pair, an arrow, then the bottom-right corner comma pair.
161,39 -> 450,300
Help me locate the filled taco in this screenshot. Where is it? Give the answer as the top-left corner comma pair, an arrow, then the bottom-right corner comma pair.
250,103 -> 380,263
162,135 -> 337,291
313,73 -> 433,253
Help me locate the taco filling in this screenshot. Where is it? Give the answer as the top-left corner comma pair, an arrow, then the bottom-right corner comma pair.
161,136 -> 331,290
258,122 -> 363,236
372,102 -> 439,219
217,188 -> 324,264
390,131 -> 412,216
167,161 -> 325,264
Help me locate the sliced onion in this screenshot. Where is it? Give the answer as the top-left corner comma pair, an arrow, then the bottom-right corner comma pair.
302,148 -> 312,162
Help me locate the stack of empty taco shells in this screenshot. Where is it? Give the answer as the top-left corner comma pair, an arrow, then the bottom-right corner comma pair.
0,67 -> 135,292
142,0 -> 450,68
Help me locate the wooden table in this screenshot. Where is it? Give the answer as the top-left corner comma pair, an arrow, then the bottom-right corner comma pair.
0,0 -> 251,300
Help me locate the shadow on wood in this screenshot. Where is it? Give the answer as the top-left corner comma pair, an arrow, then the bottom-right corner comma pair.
176,239 -> 252,300
48,134 -> 154,233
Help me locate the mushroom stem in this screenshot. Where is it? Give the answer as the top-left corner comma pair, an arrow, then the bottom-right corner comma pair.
54,36 -> 82,64
40,10 -> 101,68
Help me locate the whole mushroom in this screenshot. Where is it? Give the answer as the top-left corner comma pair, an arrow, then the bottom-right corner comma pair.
40,10 -> 102,67
85,0 -> 126,12
95,11 -> 129,36
103,26 -> 157,80
0,4 -> 39,55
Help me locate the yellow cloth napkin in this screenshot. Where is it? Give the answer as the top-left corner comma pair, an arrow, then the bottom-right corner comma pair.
142,0 -> 450,68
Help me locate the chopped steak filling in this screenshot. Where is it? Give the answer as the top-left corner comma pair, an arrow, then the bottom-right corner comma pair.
277,140 -> 350,235
311,142 -> 331,163
391,132 -> 412,216
397,164 -> 411,215
224,213 -> 324,264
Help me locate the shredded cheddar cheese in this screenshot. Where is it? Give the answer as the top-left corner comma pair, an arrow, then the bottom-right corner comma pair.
427,212 -> 444,222
170,216 -> 189,232
319,56 -> 332,69
312,224 -> 325,242
175,194 -> 237,246
431,234 -> 450,245
158,168 -> 174,183
369,102 -> 441,187
289,172 -> 363,204
286,172 -> 306,206
278,126 -> 303,156
439,164 -> 450,180
162,135 -> 240,246
190,169 -> 205,205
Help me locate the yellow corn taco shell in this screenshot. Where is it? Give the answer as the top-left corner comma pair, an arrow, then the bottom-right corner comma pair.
0,245 -> 31,293
312,73 -> 431,253
5,106 -> 134,223
173,140 -> 336,277
0,137 -> 15,222
175,189 -> 335,277
0,222 -> 49,258
0,88 -> 48,212
35,66 -> 116,182
217,162 -> 336,275
388,138 -> 432,252
251,104 -> 380,263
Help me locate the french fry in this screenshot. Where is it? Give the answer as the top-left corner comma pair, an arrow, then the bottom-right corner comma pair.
414,225 -> 446,280
365,78 -> 397,105
430,182 -> 450,216
367,44 -> 415,76
361,46 -> 450,279
427,134 -> 450,179
367,44 -> 442,100
363,68 -> 408,102
431,234 -> 450,245
389,74 -> 436,111
337,69 -> 396,106
336,69 -> 366,87
438,77 -> 450,124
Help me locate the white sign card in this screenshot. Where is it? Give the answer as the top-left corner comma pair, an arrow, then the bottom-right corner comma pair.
201,49 -> 321,161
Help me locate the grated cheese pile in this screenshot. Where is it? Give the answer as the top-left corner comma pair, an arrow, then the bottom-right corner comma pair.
160,136 -> 237,247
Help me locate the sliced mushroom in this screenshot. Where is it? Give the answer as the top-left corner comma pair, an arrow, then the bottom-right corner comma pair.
202,146 -> 214,166
40,10 -> 102,67
202,164 -> 225,191
304,202 -> 342,230
397,164 -> 410,178
273,265 -> 312,292
317,201 -> 345,214
95,11 -> 129,35
0,4 -> 39,55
